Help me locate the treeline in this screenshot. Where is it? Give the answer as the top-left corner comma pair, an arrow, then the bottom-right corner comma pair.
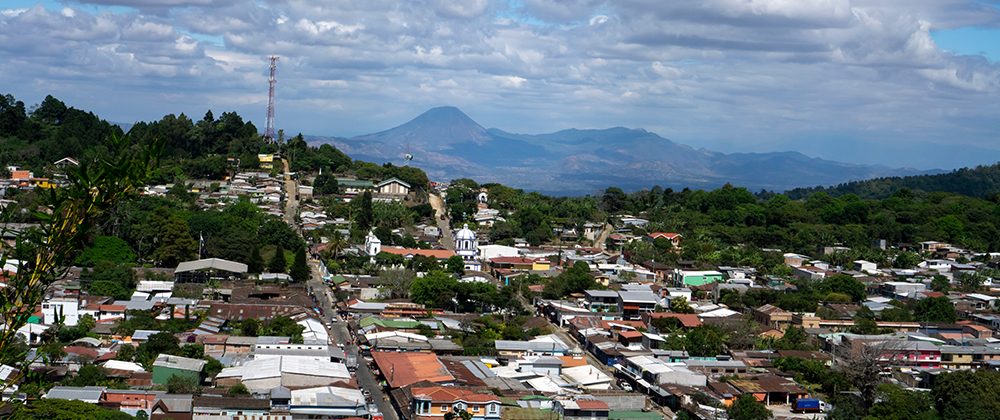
785,162 -> 1000,200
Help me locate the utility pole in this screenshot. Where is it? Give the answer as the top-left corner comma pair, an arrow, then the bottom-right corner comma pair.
264,55 -> 279,143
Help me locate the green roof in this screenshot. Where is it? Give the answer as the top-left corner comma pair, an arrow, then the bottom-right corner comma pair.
609,411 -> 665,420
331,275 -> 348,284
27,316 -> 41,324
336,179 -> 374,188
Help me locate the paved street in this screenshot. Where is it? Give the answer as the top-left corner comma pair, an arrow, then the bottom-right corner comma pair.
308,263 -> 399,420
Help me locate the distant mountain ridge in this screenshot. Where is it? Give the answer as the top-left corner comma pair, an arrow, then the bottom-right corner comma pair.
307,106 -> 931,195
785,163 -> 1000,199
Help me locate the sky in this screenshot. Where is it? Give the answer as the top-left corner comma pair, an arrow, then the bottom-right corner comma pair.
1,0 -> 999,169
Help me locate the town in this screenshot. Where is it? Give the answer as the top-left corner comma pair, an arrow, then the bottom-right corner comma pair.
2,100 -> 1000,420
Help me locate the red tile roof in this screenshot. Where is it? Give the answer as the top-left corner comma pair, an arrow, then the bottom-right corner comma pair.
618,330 -> 643,339
380,247 -> 456,260
645,312 -> 702,328
371,351 -> 455,388
649,232 -> 681,240
574,399 -> 609,410
489,257 -> 537,265
411,386 -> 500,404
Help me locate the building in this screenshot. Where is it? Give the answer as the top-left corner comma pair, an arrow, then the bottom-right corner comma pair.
101,389 -> 164,414
42,297 -> 80,326
215,355 -> 351,392
371,351 -> 456,389
290,385 -> 368,418
648,232 -> 682,249
584,290 -> 620,312
554,399 -> 610,420
150,394 -> 193,420
494,335 -> 573,358
673,270 -> 724,287
44,386 -> 106,404
410,386 -> 502,420
617,290 -> 659,320
727,374 -> 809,406
620,356 -> 707,387
753,304 -> 793,330
173,258 -> 248,283
191,395 -> 271,419
152,355 -> 206,386
454,224 -> 481,271
376,177 -> 411,197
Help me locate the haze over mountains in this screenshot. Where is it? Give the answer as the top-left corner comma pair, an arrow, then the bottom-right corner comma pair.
308,107 -> 931,195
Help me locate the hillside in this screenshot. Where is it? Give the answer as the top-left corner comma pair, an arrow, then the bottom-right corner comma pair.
310,106 -> 930,195
785,163 -> 1000,199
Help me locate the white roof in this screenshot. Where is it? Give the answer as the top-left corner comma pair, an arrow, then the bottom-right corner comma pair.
364,331 -> 429,342
291,385 -> 365,406
217,356 -> 350,383
102,360 -> 146,372
677,270 -> 723,276
174,258 -> 248,274
967,293 -> 998,302
698,308 -> 740,318
561,365 -> 612,386
525,376 -> 564,393
455,223 -> 477,241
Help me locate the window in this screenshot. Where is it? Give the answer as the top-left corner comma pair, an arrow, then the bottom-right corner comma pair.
472,406 -> 480,412
488,404 -> 499,414
441,405 -> 449,411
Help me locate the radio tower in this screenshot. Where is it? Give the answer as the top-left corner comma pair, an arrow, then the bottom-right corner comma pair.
264,55 -> 279,143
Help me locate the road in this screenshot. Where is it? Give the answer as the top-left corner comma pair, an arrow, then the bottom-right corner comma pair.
308,262 -> 400,420
428,193 -> 454,250
594,222 -> 613,251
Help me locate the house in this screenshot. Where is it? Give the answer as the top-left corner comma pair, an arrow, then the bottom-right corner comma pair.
584,290 -> 620,312
643,313 -> 702,332
336,178 -> 375,197
42,297 -> 80,326
727,374 -> 809,405
617,290 -> 659,320
854,260 -> 878,273
150,394 -> 193,420
101,389 -> 164,414
410,386 -> 502,420
151,355 -> 205,386
555,399 -> 610,420
753,304 -> 793,330
619,356 -> 707,387
289,385 -> 368,418
494,335 -> 573,358
648,232 -> 682,249
673,270 -> 724,287
783,253 -> 810,268
43,386 -> 106,404
191,395 -> 271,419
583,222 -> 604,242
371,352 -> 456,389
216,355 -> 351,392
376,177 -> 411,196
257,153 -> 278,169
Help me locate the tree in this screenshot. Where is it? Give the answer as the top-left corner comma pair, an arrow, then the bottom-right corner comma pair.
313,173 -> 339,195
378,269 -> 415,299
66,364 -> 107,386
268,245 -> 287,273
685,325 -> 727,357
151,211 -> 198,267
931,275 -> 951,292
819,275 -> 867,302
228,383 -> 250,395
9,398 -> 135,420
357,190 -> 374,230
774,325 -> 810,350
289,248 -> 310,282
75,235 -> 137,266
247,246 -> 264,274
840,341 -> 890,412
913,296 -> 956,323
670,297 -> 694,314
240,318 -> 261,337
728,394 -> 772,420
932,369 -> 1000,420
955,271 -> 985,293
410,271 -> 459,309
166,374 -> 200,394
892,251 -> 921,269
867,383 -> 938,420
0,132 -> 159,402
446,255 -> 465,275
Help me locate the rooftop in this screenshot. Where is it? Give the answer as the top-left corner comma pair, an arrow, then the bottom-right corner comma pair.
371,351 -> 455,388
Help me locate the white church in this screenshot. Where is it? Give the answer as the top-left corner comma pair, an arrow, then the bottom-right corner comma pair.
454,223 -> 481,272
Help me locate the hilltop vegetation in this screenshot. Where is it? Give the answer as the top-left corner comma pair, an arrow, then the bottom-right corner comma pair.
786,163 -> 1000,199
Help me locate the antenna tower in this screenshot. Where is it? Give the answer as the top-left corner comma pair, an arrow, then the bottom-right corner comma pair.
264,55 -> 279,143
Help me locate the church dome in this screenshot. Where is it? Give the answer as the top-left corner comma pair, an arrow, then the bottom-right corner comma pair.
455,223 -> 476,241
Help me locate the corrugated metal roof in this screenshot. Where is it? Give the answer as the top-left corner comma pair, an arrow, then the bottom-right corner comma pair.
175,258 -> 248,274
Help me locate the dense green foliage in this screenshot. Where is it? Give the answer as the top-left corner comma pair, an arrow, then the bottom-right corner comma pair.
728,394 -> 772,420
9,398 -> 135,420
786,163 -> 1000,200
931,369 -> 1000,420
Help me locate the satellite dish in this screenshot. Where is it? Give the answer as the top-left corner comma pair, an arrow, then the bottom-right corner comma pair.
403,153 -> 413,161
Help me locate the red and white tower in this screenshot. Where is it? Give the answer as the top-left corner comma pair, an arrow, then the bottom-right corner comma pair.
264,55 -> 279,143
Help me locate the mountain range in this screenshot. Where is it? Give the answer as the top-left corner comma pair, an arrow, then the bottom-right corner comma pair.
307,106 -> 931,195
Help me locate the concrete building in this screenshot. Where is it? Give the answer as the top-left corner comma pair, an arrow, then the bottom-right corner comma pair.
152,355 -> 206,386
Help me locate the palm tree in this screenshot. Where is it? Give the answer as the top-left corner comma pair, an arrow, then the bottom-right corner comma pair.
329,230 -> 347,259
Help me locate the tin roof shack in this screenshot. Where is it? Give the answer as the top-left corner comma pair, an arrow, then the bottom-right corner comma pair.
151,355 -> 206,386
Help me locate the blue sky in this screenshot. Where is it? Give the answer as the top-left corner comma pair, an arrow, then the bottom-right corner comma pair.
1,0 -> 999,170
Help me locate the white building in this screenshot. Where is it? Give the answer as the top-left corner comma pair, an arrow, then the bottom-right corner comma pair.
454,224 -> 481,271
42,297 -> 80,326
364,230 -> 382,257
478,244 -> 520,262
